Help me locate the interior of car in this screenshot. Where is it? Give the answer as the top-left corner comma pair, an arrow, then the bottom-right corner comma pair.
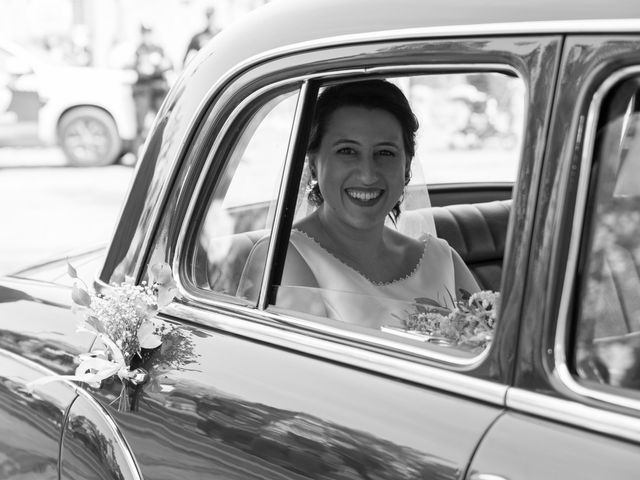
188,71 -> 523,356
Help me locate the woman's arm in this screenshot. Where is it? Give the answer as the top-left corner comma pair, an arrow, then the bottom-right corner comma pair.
237,237 -> 326,316
451,248 -> 481,295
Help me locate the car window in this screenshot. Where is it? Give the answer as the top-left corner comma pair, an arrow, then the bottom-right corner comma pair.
241,72 -> 524,359
407,73 -> 524,185
574,75 -> 640,391
190,88 -> 299,299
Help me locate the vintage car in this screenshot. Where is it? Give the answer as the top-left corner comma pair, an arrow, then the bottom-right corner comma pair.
2,0 -> 640,478
0,41 -> 137,166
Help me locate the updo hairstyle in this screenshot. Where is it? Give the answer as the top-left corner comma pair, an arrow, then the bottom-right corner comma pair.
306,79 -> 419,220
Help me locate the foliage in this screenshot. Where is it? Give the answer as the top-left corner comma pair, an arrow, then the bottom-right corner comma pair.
400,289 -> 499,350
29,262 -> 197,412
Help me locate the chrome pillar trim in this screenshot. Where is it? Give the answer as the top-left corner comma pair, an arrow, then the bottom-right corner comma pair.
258,80 -> 312,310
73,388 -> 144,480
164,302 -> 506,405
507,387 -> 640,443
554,66 -> 640,412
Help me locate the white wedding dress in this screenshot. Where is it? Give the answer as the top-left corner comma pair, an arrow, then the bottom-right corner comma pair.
278,229 -> 460,329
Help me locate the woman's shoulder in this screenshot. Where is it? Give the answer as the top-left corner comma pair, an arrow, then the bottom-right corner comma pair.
386,228 -> 449,258
386,226 -> 424,248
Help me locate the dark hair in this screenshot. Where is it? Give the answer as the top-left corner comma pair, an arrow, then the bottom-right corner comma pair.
306,79 -> 419,220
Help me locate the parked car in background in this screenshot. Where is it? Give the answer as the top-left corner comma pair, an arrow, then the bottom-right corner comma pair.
2,0 -> 640,478
0,41 -> 136,166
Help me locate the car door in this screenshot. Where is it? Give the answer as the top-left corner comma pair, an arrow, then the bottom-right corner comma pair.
85,35 -> 560,479
0,281 -> 93,479
0,350 -> 76,479
466,34 -> 640,479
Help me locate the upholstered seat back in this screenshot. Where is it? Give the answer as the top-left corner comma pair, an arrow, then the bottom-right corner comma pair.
198,199 -> 511,294
431,200 -> 511,291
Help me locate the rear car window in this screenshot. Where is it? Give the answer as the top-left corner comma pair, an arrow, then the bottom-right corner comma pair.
574,74 -> 640,392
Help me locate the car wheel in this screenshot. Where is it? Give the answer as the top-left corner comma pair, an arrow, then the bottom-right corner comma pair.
58,107 -> 122,167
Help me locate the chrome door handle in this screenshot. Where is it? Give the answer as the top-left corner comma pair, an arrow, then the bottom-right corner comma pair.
468,474 -> 509,480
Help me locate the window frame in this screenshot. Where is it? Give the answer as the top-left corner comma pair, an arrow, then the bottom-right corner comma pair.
156,33 -> 561,393
260,66 -> 523,368
174,62 -> 524,368
175,79 -> 306,307
555,65 -> 640,411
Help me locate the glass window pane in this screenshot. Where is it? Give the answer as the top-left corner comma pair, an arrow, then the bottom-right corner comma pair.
407,73 -> 524,185
575,79 -> 640,391
192,89 -> 299,299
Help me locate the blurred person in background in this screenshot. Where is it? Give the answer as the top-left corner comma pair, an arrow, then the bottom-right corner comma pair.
183,6 -> 220,67
132,23 -> 172,151
69,24 -> 93,67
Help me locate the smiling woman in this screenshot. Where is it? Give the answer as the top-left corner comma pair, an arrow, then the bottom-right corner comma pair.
238,80 -> 479,327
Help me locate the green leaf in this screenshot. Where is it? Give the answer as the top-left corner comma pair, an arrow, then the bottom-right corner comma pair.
415,297 -> 444,308
71,285 -> 92,307
458,288 -> 472,301
67,260 -> 78,279
85,316 -> 106,334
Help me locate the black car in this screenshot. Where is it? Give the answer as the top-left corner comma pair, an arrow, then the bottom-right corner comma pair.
2,0 -> 640,478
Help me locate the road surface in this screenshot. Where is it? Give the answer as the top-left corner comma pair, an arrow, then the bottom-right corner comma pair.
0,147 -> 134,276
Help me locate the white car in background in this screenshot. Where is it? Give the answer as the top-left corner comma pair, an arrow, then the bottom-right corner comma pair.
0,41 -> 137,166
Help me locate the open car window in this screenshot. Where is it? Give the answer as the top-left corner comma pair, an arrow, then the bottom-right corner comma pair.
240,72 -> 525,359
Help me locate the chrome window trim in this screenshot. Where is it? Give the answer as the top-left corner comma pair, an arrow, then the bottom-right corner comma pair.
174,63 -> 523,369
507,387 -> 640,443
554,66 -> 640,412
163,302 -> 508,406
253,20 -> 640,59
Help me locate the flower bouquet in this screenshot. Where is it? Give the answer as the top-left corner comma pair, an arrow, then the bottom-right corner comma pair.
389,289 -> 499,351
29,262 -> 197,412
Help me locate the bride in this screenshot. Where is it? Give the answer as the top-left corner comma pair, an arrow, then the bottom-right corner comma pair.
240,79 -> 479,328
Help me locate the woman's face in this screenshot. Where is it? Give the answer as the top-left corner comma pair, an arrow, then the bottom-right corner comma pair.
311,105 -> 407,231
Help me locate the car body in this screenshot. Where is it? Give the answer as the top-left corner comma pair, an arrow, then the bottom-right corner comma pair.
0,41 -> 137,166
3,0 -> 640,478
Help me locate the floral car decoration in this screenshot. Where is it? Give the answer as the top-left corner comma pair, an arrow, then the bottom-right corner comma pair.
28,262 -> 197,411
387,289 -> 499,351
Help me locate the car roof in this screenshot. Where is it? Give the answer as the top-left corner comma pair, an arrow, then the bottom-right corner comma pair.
171,0 -> 640,132
212,0 -> 640,60
185,0 -> 640,85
